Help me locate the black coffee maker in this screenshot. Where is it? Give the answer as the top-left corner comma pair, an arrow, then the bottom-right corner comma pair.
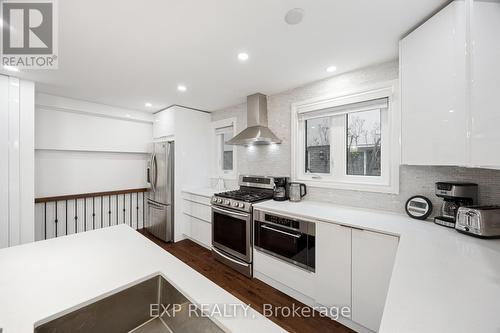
434,182 -> 478,228
273,177 -> 290,201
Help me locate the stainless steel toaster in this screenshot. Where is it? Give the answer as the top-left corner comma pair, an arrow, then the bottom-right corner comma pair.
456,206 -> 500,238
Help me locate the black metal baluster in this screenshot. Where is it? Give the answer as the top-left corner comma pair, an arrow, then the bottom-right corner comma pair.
116,195 -> 118,225
136,192 -> 139,230
122,194 -> 126,224
130,193 -> 132,227
92,197 -> 95,230
108,195 -> 111,227
44,203 -> 47,240
74,199 -> 78,233
101,196 -> 103,228
84,198 -> 87,232
65,200 -> 68,236
55,201 -> 58,238
142,192 -> 145,229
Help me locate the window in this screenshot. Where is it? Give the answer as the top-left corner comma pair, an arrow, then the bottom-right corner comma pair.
347,109 -> 381,176
292,85 -> 399,193
219,129 -> 234,171
211,118 -> 237,179
305,117 -> 331,174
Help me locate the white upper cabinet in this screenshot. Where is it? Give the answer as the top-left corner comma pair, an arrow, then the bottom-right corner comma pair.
470,0 -> 500,168
153,108 -> 176,139
351,229 -> 398,332
401,1 -> 467,166
314,222 -> 351,310
401,0 -> 500,168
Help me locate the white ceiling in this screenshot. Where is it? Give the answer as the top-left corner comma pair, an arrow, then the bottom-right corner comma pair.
2,0 -> 448,112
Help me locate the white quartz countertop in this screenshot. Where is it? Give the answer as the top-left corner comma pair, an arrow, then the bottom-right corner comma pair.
0,225 -> 285,333
182,187 -> 219,198
253,200 -> 500,333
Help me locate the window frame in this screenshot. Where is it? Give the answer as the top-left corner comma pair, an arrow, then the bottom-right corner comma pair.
211,118 -> 238,180
291,81 -> 400,194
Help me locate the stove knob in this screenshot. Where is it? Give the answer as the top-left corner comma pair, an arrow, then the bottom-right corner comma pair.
217,198 -> 222,204
232,202 -> 239,207
238,203 -> 245,208
225,200 -> 231,205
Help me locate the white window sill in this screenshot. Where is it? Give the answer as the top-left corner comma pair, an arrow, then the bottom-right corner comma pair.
295,177 -> 399,194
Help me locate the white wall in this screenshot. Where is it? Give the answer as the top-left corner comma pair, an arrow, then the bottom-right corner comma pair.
0,75 -> 35,248
35,93 -> 153,198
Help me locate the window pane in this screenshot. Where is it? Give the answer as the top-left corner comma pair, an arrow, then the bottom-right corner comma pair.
305,117 -> 331,174
346,109 -> 381,176
222,131 -> 233,171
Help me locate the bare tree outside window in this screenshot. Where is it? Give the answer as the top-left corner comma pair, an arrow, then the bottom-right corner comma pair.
347,110 -> 381,176
305,117 -> 331,174
222,131 -> 233,170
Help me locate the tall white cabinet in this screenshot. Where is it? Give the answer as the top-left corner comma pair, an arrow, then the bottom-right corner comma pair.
0,75 -> 35,249
153,106 -> 211,242
401,0 -> 500,168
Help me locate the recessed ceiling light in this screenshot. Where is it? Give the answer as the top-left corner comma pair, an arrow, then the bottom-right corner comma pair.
177,84 -> 187,92
326,66 -> 337,73
237,52 -> 249,61
3,65 -> 19,72
145,102 -> 152,108
285,8 -> 305,25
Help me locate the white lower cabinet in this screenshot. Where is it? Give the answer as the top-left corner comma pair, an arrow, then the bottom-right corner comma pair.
314,222 -> 351,309
351,229 -> 398,332
253,215 -> 399,332
181,193 -> 212,248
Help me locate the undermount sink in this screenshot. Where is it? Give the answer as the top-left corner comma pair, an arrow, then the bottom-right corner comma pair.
34,275 -> 225,333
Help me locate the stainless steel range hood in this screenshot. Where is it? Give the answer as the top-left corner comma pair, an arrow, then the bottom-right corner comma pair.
226,93 -> 281,146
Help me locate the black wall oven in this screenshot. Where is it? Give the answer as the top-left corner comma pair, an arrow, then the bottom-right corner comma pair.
212,206 -> 252,276
254,210 -> 315,271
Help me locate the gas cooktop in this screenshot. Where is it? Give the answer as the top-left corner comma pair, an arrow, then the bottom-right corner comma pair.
215,189 -> 273,203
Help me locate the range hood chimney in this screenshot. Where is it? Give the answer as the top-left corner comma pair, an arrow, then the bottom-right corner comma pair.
226,93 -> 281,146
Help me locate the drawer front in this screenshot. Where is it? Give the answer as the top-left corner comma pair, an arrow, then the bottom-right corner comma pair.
185,215 -> 211,248
183,199 -> 211,222
182,192 -> 212,206
254,249 -> 315,297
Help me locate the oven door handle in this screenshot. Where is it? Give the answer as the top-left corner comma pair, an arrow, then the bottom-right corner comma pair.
212,206 -> 249,218
261,224 -> 301,238
212,247 -> 250,267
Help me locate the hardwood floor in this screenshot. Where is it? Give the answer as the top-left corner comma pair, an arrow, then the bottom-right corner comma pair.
139,230 -> 354,333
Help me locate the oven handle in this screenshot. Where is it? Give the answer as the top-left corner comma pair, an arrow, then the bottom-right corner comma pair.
212,247 -> 250,267
261,224 -> 301,238
212,206 -> 249,219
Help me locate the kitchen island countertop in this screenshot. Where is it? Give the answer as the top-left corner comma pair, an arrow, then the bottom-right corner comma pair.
0,225 -> 285,333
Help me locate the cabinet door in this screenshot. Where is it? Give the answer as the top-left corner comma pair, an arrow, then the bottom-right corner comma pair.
153,109 -> 175,139
352,229 -> 398,332
400,1 -> 468,166
470,0 -> 500,168
314,223 -> 351,309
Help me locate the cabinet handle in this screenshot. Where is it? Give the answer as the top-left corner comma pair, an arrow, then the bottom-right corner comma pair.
261,224 -> 301,238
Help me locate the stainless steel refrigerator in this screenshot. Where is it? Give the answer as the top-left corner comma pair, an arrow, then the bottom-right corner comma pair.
146,141 -> 174,242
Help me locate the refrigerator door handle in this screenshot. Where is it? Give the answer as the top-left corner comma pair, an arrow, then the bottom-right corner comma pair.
152,153 -> 158,192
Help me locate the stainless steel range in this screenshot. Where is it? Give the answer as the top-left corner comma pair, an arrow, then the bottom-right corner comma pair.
211,175 -> 274,277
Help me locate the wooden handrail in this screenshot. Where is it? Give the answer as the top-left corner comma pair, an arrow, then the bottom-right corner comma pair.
35,188 -> 149,203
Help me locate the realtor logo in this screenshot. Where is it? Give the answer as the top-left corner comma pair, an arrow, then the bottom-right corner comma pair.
1,0 -> 58,69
